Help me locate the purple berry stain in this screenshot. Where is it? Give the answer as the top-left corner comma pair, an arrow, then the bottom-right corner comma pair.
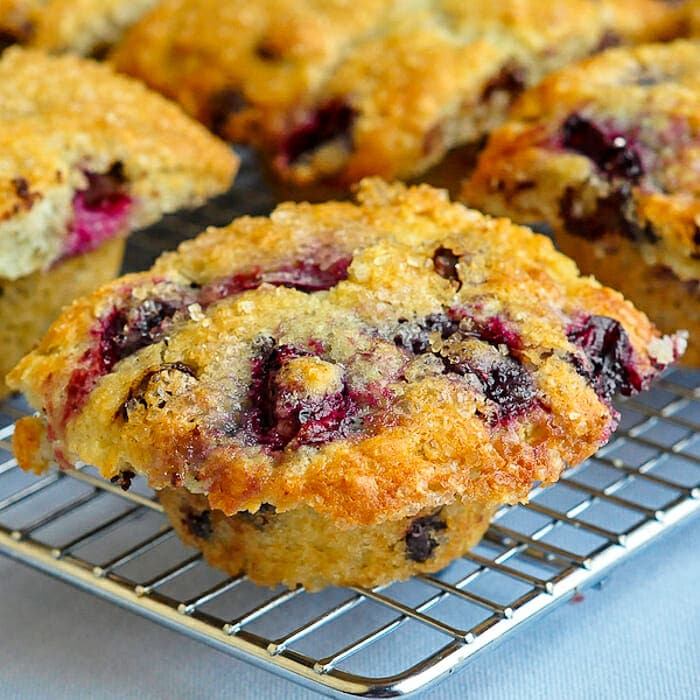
64,163 -> 133,257
243,341 -> 361,450
566,314 -> 646,403
561,114 -> 643,182
394,311 -> 536,422
405,512 -> 447,562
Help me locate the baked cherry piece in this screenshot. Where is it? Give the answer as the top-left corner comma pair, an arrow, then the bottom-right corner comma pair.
280,100 -> 356,166
63,163 -> 133,258
561,114 -> 643,182
243,342 -> 360,450
567,314 -> 645,403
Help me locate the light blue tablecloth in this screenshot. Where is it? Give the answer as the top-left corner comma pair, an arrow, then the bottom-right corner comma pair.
1,513 -> 698,699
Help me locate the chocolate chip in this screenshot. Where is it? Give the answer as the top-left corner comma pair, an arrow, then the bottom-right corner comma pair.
432,247 -> 461,286
405,512 -> 447,562
110,470 -> 135,491
240,503 -> 277,530
184,509 -> 213,540
255,41 -> 282,61
209,88 -> 248,136
481,61 -> 528,101
11,177 -> 40,210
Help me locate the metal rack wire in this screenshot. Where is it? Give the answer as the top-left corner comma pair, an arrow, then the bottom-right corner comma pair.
1,370 -> 699,698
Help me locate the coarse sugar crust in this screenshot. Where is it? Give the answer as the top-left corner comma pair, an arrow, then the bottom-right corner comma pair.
461,40 -> 700,362
0,0 -> 159,54
110,0 -> 686,186
0,47 -> 238,280
9,180 -> 683,529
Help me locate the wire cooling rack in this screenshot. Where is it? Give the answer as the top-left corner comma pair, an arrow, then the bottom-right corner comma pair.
1,370 -> 699,698
2,151 -> 700,696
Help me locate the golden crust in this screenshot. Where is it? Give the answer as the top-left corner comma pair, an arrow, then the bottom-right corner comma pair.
0,0 -> 158,54
0,47 -> 238,279
159,487 -> 497,590
461,40 -> 700,361
110,0 -> 685,185
8,180 -> 681,528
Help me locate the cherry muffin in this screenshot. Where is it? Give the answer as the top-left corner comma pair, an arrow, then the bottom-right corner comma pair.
110,0 -> 686,186
462,41 -> 700,364
0,47 -> 238,396
0,0 -> 159,55
8,180 -> 684,589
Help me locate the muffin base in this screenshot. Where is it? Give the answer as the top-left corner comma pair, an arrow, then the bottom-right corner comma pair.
159,488 -> 497,591
554,230 -> 699,366
1,238 -> 126,398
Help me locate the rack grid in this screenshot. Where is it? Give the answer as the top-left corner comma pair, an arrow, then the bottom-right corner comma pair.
1,370 -> 699,698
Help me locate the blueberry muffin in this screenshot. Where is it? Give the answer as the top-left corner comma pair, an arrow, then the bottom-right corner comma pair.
462,40 -> 700,365
8,180 -> 684,589
110,0 -> 686,186
0,0 -> 159,55
0,47 -> 238,396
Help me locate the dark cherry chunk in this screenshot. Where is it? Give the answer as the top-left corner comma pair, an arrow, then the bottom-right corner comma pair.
394,311 -> 535,421
405,512 -> 447,562
99,299 -> 183,372
432,247 -> 461,286
110,470 -> 135,491
567,314 -> 646,403
197,257 -> 352,306
184,509 -> 213,540
281,100 -> 356,165
559,184 -> 657,243
561,114 -> 643,182
66,162 -> 132,257
243,341 -> 359,450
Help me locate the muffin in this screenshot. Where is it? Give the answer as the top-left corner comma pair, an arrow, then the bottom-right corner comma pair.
0,47 -> 239,396
462,41 -> 700,364
8,180 -> 684,589
0,0 -> 159,55
110,0 -> 686,186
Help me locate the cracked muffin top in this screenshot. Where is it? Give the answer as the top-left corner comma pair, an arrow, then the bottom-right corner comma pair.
8,180 -> 684,527
462,40 -> 700,284
0,47 -> 238,280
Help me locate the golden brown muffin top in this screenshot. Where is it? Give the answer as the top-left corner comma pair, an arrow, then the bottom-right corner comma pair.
9,180 -> 684,526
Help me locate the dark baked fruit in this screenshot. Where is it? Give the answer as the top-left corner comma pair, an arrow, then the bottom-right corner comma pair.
462,40 -> 700,364
8,180 -> 684,588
